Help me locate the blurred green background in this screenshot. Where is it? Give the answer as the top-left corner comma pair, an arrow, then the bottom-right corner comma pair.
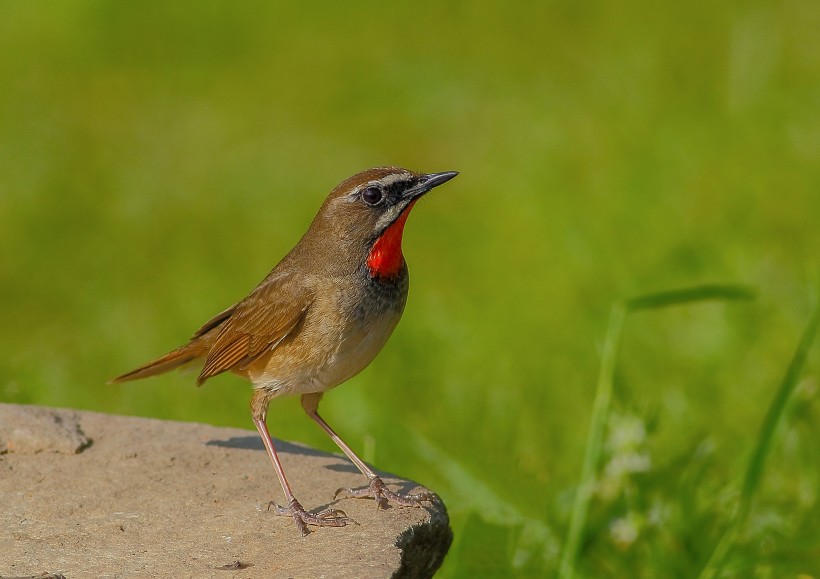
1,1 -> 819,576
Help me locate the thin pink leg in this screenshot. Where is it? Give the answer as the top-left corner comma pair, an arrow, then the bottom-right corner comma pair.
306,410 -> 434,509
253,417 -> 350,535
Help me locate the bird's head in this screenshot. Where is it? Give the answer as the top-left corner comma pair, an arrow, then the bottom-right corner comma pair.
304,167 -> 458,278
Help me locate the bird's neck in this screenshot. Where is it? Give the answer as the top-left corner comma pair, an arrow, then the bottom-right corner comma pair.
366,201 -> 416,279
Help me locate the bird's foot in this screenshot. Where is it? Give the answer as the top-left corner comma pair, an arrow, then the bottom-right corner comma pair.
334,476 -> 434,509
267,498 -> 353,536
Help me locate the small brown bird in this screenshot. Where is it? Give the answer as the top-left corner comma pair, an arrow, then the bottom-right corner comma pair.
111,167 -> 457,535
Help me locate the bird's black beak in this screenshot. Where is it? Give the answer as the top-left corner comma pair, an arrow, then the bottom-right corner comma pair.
404,171 -> 459,200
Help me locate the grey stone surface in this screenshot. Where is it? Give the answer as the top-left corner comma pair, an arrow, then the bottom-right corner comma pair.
0,405 -> 91,455
0,404 -> 451,578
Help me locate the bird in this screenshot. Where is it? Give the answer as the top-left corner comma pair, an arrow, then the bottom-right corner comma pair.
110,166 -> 458,535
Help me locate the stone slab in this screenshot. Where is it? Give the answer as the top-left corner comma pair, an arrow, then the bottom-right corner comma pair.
0,404 -> 451,578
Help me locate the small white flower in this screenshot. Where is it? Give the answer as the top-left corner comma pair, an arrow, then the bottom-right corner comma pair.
610,514 -> 641,548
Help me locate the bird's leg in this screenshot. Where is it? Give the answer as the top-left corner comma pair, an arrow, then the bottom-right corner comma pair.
252,397 -> 351,535
300,393 -> 434,509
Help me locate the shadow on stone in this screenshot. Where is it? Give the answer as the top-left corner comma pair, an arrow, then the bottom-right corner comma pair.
323,462 -> 360,473
206,435 -> 328,458
206,437 -> 384,475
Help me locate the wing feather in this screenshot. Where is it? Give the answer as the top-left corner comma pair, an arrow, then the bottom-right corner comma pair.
196,273 -> 313,385
192,303 -> 238,339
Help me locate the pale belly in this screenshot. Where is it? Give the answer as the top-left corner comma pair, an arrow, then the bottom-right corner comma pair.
315,307 -> 403,389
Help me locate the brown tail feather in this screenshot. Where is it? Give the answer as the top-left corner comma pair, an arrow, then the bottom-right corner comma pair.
109,341 -> 206,384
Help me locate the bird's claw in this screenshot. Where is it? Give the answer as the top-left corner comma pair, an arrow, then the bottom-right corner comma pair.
267,498 -> 353,536
334,476 -> 434,509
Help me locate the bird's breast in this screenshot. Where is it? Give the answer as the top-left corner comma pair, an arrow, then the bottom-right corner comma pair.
248,268 -> 409,396
317,268 -> 409,388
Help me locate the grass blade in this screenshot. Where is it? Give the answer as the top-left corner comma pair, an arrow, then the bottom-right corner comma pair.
557,302 -> 627,579
698,295 -> 820,579
626,284 -> 756,311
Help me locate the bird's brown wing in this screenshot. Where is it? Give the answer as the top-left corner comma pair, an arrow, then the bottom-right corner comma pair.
197,274 -> 314,385
192,303 -> 238,339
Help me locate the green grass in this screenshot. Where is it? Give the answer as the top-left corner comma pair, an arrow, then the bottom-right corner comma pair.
555,284 -> 809,578
1,1 -> 819,576
700,293 -> 820,579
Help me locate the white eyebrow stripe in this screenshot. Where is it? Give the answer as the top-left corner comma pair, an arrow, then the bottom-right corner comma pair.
372,172 -> 413,189
344,172 -> 413,200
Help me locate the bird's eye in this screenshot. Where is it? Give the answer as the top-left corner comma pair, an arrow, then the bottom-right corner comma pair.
361,187 -> 384,206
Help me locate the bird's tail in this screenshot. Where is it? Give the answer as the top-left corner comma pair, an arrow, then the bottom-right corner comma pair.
108,340 -> 206,384
109,303 -> 236,385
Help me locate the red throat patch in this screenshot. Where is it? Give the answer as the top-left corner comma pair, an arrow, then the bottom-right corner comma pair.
366,201 -> 417,278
